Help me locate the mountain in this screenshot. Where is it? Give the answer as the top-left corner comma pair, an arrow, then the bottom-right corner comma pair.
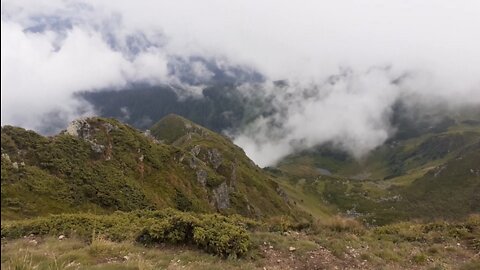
275,114 -> 480,224
80,84 -> 250,132
2,114 -> 479,270
1,116 -> 300,220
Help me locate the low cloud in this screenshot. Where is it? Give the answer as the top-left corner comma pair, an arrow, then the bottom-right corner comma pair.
1,0 -> 479,165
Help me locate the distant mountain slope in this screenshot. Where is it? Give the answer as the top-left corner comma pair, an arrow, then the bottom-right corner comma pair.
80,84 -> 250,132
1,116 -> 299,220
274,117 -> 480,224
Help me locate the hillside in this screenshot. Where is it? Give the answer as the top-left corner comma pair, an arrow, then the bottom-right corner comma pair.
275,117 -> 480,224
1,116 -> 299,220
2,115 -> 479,269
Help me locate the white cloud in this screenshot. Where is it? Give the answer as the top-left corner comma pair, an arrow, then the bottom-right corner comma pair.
1,0 -> 479,164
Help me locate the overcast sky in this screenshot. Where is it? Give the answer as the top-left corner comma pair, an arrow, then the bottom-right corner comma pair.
2,0 -> 480,165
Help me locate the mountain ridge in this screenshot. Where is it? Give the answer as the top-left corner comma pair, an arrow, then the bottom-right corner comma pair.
1,115 -> 302,221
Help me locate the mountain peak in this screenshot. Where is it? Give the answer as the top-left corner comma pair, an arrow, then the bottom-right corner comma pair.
149,114 -> 211,144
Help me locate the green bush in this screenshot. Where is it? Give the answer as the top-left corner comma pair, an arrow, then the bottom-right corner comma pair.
1,209 -> 252,257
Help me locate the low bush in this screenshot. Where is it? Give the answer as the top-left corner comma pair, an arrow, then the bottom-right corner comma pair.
1,208 -> 252,257
314,216 -> 366,235
266,215 -> 311,232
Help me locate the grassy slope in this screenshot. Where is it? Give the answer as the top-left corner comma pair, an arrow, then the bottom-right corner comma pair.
2,115 -> 480,269
2,213 -> 479,270
274,120 -> 480,224
149,114 -> 307,220
1,117 -> 298,221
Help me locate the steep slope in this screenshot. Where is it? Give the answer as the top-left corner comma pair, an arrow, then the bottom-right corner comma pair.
149,114 -> 298,218
1,117 -> 297,220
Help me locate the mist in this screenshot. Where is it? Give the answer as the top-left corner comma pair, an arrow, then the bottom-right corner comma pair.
2,0 -> 480,166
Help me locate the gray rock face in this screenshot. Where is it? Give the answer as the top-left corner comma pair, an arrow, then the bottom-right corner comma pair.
230,160 -> 238,189
90,143 -> 105,154
65,119 -> 92,140
65,119 -> 116,160
196,169 -> 207,187
103,122 -> 118,133
188,156 -> 198,169
213,181 -> 230,209
191,145 -> 201,157
207,148 -> 222,170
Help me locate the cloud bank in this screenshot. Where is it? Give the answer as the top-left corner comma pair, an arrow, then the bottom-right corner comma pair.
2,0 -> 480,165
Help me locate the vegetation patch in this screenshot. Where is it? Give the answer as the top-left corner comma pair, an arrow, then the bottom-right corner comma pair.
1,209 -> 254,257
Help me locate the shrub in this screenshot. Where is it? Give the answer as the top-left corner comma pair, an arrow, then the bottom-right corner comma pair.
1,209 -> 252,257
314,216 -> 366,235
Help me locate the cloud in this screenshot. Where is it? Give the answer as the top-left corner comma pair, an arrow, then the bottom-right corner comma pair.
1,0 -> 480,165
233,68 -> 403,166
1,2 -> 170,132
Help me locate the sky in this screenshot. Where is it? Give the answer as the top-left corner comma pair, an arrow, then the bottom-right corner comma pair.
2,0 -> 480,165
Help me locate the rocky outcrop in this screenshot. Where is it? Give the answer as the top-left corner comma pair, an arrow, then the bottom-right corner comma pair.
196,169 -> 207,187
213,181 -> 230,209
65,118 -> 116,160
191,145 -> 201,156
230,160 -> 238,189
207,148 -> 222,170
65,119 -> 92,140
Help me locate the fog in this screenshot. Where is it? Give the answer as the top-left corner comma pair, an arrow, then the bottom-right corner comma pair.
2,0 -> 480,165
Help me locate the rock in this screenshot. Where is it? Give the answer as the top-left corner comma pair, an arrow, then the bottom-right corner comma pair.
66,119 -> 91,139
123,255 -> 129,261
28,239 -> 38,246
196,170 -> 207,187
58,235 -> 66,240
230,160 -> 238,189
12,162 -> 19,170
1,153 -> 11,162
188,156 -> 197,169
277,260 -> 282,263
269,245 -> 274,249
191,145 -> 201,157
207,148 -> 222,170
213,181 -> 230,209
143,130 -> 160,144
66,262 -> 80,268
289,246 -> 296,252
103,122 -> 117,133
90,142 -> 105,154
